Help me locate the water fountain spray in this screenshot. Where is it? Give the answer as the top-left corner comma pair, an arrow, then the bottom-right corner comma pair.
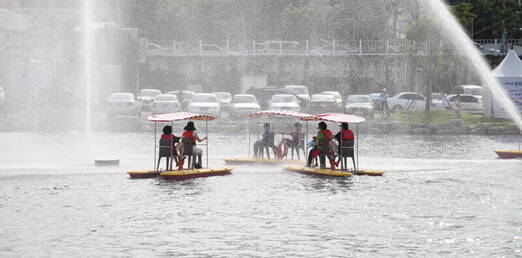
83,0 -> 93,134
418,0 -> 522,130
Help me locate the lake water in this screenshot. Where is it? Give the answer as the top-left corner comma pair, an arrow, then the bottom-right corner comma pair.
0,132 -> 521,257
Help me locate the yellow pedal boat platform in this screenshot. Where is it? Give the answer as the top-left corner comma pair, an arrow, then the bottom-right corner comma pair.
283,166 -> 353,177
127,170 -> 161,179
495,150 -> 522,159
284,166 -> 384,177
224,158 -> 304,165
160,167 -> 232,180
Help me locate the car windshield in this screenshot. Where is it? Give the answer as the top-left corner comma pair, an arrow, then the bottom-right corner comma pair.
432,94 -> 442,100
155,94 -> 177,101
286,86 -> 308,94
214,92 -> 231,99
272,95 -> 296,103
347,96 -> 371,103
192,94 -> 217,103
311,94 -> 334,101
109,93 -> 133,101
139,90 -> 161,97
323,92 -> 341,98
464,88 -> 482,95
234,95 -> 256,103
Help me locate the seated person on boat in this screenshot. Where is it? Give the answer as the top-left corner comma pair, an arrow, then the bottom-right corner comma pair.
253,123 -> 275,158
158,125 -> 180,170
180,121 -> 207,169
334,122 -> 356,170
307,122 -> 336,169
279,122 -> 305,159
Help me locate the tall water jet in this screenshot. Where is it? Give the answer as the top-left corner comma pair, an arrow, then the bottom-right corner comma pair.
417,0 -> 522,129
82,0 -> 93,133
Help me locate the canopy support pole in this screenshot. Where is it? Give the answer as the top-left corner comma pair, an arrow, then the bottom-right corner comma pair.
205,119 -> 208,169
170,121 -> 174,171
154,122 -> 157,172
304,120 -> 309,161
248,118 -> 251,158
356,124 -> 359,172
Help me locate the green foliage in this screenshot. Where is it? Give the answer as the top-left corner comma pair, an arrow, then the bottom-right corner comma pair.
450,0 -> 522,39
451,2 -> 478,31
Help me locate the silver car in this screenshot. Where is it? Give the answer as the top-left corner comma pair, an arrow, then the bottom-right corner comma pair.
137,89 -> 161,112
345,95 -> 374,116
107,92 -> 139,116
188,93 -> 221,117
231,94 -> 261,118
213,92 -> 232,111
152,94 -> 181,114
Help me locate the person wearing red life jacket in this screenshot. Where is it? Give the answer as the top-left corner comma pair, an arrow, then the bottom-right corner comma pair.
181,121 -> 207,168
335,122 -> 355,170
159,125 -> 180,170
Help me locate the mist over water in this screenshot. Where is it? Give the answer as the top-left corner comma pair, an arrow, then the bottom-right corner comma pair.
418,0 -> 522,129
1,1 -> 522,257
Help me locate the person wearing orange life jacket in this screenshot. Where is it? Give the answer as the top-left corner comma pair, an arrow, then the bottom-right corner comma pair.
335,122 -> 355,169
181,121 -> 207,168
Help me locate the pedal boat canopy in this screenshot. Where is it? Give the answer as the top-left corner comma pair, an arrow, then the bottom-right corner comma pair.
248,110 -> 315,120
148,112 -> 216,122
304,113 -> 366,124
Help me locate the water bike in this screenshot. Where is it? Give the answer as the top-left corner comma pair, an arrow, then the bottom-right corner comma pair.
223,110 -> 313,165
283,113 -> 384,177
128,112 -> 232,180
495,131 -> 522,159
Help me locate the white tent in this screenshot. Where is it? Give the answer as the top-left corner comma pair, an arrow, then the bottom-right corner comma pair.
488,49 -> 522,118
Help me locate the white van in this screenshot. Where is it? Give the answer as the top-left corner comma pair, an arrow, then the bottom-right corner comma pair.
458,85 -> 482,99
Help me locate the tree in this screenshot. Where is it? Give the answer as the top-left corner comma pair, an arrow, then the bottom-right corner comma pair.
450,0 -> 522,39
451,2 -> 478,35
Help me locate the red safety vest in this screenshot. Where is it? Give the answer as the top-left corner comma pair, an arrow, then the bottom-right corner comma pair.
341,129 -> 354,140
182,130 -> 196,142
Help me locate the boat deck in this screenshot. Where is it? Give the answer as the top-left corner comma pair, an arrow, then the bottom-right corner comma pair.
284,166 -> 384,177
224,158 -> 304,165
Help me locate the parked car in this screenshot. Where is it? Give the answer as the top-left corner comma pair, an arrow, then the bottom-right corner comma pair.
431,93 -> 451,110
152,94 -> 181,114
231,94 -> 261,118
245,87 -> 296,109
137,89 -> 161,112
284,85 -> 310,105
345,95 -> 374,117
369,93 -> 384,111
107,92 -> 139,116
308,94 -> 337,114
168,90 -> 195,110
457,85 -> 482,99
188,93 -> 221,117
321,91 -> 343,109
448,94 -> 483,114
0,87 -> 5,105
213,92 -> 232,112
269,94 -> 300,112
388,92 -> 427,112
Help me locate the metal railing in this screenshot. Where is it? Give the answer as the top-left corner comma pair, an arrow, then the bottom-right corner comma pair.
146,39 -> 519,57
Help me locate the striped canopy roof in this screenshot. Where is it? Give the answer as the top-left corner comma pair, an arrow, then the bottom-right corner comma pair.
248,110 -> 315,119
310,113 -> 366,124
148,112 -> 216,122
